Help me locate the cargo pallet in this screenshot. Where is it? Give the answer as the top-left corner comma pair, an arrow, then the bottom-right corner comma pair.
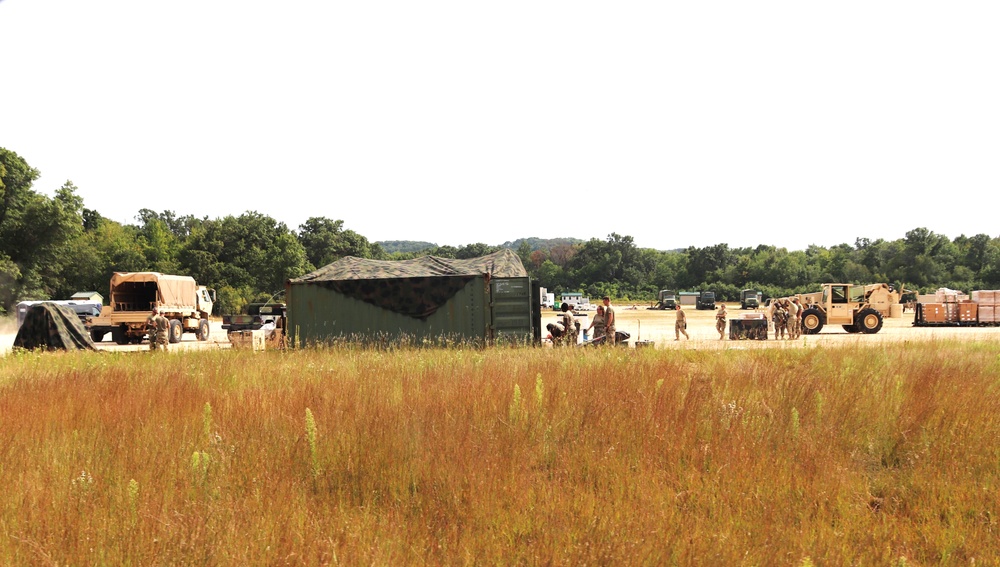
911,303 -> 1000,327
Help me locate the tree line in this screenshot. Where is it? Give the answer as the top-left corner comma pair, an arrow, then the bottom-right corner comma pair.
3,147 -> 999,316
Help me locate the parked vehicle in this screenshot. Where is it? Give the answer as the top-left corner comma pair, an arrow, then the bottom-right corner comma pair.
222,302 -> 287,335
695,291 -> 716,310
86,272 -> 215,344
740,289 -> 761,309
652,289 -> 677,310
16,298 -> 102,329
799,283 -> 883,334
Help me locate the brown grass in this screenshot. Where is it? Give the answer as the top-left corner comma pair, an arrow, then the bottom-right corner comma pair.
2,341 -> 999,565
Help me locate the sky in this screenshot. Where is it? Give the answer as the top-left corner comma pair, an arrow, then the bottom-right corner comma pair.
2,1 -> 998,252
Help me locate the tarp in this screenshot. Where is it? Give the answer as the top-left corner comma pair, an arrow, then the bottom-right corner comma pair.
288,249 -> 528,320
13,303 -> 98,351
291,248 -> 528,283
110,272 -> 197,310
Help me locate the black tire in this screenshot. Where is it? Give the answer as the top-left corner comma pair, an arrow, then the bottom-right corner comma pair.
196,319 -> 210,341
856,308 -> 884,334
842,324 -> 860,333
801,308 -> 825,335
90,330 -> 106,343
112,327 -> 128,345
169,319 -> 183,343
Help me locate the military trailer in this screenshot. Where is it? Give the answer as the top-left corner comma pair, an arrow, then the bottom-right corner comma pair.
286,249 -> 536,346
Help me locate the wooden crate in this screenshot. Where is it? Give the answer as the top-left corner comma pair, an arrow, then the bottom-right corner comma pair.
959,302 -> 978,323
973,290 -> 998,305
229,330 -> 265,351
979,305 -> 996,323
921,303 -> 946,323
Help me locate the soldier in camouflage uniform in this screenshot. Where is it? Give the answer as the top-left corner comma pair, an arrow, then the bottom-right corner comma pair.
773,302 -> 788,340
147,308 -> 170,351
716,303 -> 728,340
675,304 -> 689,340
786,298 -> 800,339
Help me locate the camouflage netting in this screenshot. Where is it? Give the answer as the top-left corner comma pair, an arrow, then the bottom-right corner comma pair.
290,249 -> 528,319
13,303 -> 98,351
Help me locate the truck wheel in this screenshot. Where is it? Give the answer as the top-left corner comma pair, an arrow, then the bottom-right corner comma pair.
801,308 -> 824,335
90,330 -> 106,343
842,324 -> 860,333
169,319 -> 183,343
856,308 -> 884,334
112,327 -> 128,345
196,319 -> 210,341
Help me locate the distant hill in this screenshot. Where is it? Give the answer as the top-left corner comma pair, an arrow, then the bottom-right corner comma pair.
500,237 -> 584,251
378,237 -> 587,255
377,241 -> 438,254
378,237 -> 681,254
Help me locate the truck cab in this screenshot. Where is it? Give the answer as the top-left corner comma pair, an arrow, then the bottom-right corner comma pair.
740,289 -> 761,309
696,291 -> 716,310
657,289 -> 677,310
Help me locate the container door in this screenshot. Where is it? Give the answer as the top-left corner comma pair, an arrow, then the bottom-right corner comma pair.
490,277 -> 534,344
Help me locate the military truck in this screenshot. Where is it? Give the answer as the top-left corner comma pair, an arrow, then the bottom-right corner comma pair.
799,283 -> 884,334
740,289 -> 761,309
695,290 -> 716,310
87,272 -> 215,344
653,289 -> 677,310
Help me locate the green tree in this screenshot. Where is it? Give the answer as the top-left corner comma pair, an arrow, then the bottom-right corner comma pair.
0,149 -> 86,309
181,212 -> 311,297
297,217 -> 385,269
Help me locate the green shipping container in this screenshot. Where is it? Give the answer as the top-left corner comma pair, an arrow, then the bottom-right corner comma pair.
286,249 -> 535,346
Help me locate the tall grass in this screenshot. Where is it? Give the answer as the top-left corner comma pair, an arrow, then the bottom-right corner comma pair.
1,341 -> 999,564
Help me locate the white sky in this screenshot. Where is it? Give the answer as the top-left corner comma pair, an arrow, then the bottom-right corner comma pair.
2,1 -> 998,252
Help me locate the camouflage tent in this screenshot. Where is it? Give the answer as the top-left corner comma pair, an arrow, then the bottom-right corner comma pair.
290,248 -> 528,319
13,303 -> 98,351
287,249 -> 534,345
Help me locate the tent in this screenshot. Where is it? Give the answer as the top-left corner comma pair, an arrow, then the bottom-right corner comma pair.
12,303 -> 98,351
287,249 -> 536,345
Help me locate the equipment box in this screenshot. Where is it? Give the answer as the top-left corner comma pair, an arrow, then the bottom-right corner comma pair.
959,302 -> 978,323
229,330 -> 265,351
921,303 -> 946,323
729,319 -> 768,340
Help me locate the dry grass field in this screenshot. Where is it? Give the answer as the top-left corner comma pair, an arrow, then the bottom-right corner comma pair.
3,337 -> 1000,565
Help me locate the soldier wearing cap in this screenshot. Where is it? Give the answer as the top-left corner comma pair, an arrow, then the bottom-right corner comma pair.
147,307 -> 170,351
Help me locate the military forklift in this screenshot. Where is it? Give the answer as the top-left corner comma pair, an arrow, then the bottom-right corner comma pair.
799,283 -> 884,334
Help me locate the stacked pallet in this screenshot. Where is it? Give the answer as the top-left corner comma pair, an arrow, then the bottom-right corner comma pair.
973,290 -> 999,324
920,288 -> 969,324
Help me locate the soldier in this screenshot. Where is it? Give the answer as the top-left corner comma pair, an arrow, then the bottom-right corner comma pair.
675,304 -> 689,340
787,298 -> 800,339
773,302 -> 788,340
602,296 -> 616,346
560,302 -> 577,346
716,302 -> 728,340
147,308 -> 170,351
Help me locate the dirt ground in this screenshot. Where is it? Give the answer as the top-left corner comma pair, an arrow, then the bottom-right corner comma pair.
0,318 -> 233,355
4,303 -> 1000,356
544,302 -> 1000,349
